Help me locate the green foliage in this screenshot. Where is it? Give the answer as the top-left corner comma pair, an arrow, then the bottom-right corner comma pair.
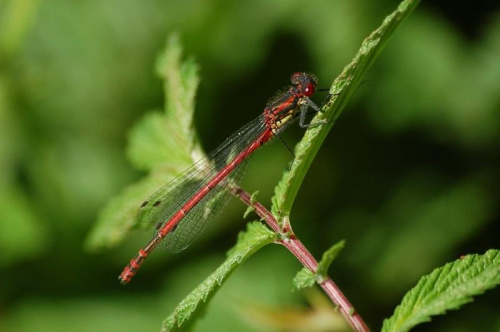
0,186 -> 48,265
382,250 -> 500,332
357,176 -> 495,293
86,35 -> 203,249
292,268 -> 316,291
243,191 -> 259,219
161,222 -> 276,332
0,1 -> 48,266
272,0 -> 421,219
0,0 -> 40,60
1,0 -> 499,331
316,240 -> 346,279
91,0 -> 424,328
130,37 -> 201,172
292,240 -> 345,290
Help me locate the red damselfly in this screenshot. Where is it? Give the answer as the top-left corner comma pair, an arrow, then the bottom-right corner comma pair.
119,72 -> 322,284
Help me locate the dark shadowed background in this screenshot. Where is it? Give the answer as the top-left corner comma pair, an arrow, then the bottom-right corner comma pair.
1,0 -> 499,331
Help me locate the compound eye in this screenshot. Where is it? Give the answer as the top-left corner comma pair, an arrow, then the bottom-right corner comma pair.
303,82 -> 315,97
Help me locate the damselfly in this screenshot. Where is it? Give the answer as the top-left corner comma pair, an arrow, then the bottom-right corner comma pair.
119,72 -> 322,284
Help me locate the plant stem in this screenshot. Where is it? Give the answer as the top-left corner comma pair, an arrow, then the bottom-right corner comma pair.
231,186 -> 371,332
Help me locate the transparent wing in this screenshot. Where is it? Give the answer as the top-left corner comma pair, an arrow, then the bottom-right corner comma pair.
136,114 -> 267,253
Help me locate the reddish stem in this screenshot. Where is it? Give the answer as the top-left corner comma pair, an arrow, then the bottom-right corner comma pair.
231,187 -> 370,332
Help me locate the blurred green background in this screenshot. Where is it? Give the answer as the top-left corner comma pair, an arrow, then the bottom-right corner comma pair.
1,0 -> 499,331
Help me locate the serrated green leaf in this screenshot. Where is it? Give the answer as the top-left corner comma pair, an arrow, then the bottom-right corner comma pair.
292,267 -> 316,291
127,111 -> 193,172
382,250 -> 500,332
128,34 -> 201,171
161,222 -> 276,332
292,240 -> 345,291
86,34 -> 203,250
316,240 -> 345,278
249,191 -> 259,204
85,171 -> 173,249
272,0 -> 421,218
243,205 -> 254,219
242,191 -> 259,219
